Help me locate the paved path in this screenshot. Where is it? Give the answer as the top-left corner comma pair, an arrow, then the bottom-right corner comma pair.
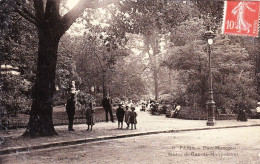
2,127 -> 260,164
1,107 -> 260,155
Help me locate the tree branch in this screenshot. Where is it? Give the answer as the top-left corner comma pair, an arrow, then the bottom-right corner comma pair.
15,9 -> 38,26
45,0 -> 60,19
14,1 -> 38,26
107,8 -> 126,31
60,0 -> 119,36
33,0 -> 44,22
24,9 -> 39,22
93,52 -> 105,72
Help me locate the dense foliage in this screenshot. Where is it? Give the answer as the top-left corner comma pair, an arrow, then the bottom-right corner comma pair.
0,2 -> 37,114
164,17 -> 258,111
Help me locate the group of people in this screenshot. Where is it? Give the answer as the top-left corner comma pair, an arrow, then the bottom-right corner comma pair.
65,87 -> 260,132
65,92 -> 95,131
116,103 -> 138,130
65,91 -> 138,131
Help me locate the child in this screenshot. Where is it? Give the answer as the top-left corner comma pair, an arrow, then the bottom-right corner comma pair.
124,105 -> 130,129
129,107 -> 137,130
116,103 -> 125,129
86,102 -> 94,131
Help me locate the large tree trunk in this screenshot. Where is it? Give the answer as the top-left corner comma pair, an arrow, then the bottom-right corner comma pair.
23,28 -> 61,137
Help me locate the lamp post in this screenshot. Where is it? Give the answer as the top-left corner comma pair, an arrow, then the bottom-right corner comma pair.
204,25 -> 216,126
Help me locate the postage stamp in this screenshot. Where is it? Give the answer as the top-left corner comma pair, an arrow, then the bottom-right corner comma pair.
222,1 -> 260,37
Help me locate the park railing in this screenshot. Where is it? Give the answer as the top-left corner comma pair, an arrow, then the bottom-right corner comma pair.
1,106 -> 113,129
177,107 -> 237,120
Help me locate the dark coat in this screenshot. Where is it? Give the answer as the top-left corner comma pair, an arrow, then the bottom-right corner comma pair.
129,111 -> 137,124
237,109 -> 247,121
102,97 -> 112,110
66,96 -> 75,115
86,107 -> 94,125
116,107 -> 125,122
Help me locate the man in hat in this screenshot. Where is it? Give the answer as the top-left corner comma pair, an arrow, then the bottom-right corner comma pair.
102,94 -> 114,122
66,93 -> 76,131
116,103 -> 125,129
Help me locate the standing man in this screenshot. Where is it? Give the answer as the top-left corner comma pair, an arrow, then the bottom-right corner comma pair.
66,81 -> 78,131
66,93 -> 76,131
102,94 -> 114,122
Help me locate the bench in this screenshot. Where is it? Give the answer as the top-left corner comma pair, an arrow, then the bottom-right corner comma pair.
250,108 -> 257,115
225,108 -> 236,120
216,108 -> 227,120
248,109 -> 259,119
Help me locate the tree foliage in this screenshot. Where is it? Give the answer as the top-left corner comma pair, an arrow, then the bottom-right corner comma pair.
165,17 -> 257,110
1,2 -> 37,115
112,0 -> 192,100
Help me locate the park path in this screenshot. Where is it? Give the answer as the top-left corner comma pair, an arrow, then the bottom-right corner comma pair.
3,127 -> 260,164
1,106 -> 260,154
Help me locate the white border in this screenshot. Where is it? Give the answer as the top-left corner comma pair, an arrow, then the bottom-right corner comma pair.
222,1 -> 227,34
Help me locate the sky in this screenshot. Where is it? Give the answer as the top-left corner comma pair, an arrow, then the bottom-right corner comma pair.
65,0 -> 111,35
66,0 -> 80,10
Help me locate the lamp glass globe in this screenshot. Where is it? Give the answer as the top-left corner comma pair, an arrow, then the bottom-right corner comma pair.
208,38 -> 213,45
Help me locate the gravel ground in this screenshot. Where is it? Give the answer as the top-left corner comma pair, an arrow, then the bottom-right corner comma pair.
1,126 -> 260,164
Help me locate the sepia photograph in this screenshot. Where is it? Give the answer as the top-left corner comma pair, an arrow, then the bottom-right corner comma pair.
0,0 -> 260,163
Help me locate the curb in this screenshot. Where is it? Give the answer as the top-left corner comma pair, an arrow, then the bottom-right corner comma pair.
1,124 -> 259,156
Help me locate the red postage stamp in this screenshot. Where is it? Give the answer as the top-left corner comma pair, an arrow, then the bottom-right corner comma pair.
222,1 -> 260,37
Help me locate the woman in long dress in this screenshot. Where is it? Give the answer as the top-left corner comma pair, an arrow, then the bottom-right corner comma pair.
232,2 -> 256,33
86,102 -> 94,131
124,105 -> 130,129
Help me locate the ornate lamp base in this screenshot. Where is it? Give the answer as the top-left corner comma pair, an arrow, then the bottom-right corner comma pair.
206,117 -> 216,126
206,99 -> 216,126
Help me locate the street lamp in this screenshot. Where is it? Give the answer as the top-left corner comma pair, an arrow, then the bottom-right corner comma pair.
204,25 -> 216,126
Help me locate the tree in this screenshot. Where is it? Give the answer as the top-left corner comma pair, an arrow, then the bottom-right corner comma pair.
192,0 -> 223,24
241,37 -> 260,100
73,17 -> 128,97
115,0 -> 190,100
110,49 -> 147,100
3,0 -> 118,137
